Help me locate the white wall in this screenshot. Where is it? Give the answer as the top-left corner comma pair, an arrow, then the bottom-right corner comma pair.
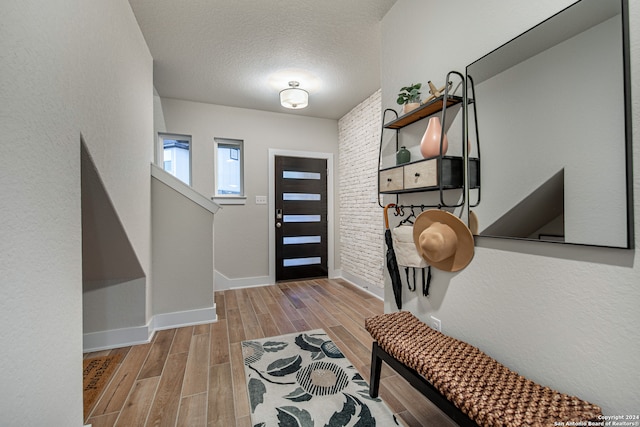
81,141 -> 147,337
161,99 -> 339,285
151,178 -> 214,315
154,86 -> 168,137
381,0 -> 639,414
0,0 -> 153,424
338,90 -> 386,297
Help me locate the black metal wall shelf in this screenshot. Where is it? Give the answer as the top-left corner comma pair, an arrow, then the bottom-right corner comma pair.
377,70 -> 481,209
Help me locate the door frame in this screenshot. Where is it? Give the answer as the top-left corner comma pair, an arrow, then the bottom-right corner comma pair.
268,149 -> 335,284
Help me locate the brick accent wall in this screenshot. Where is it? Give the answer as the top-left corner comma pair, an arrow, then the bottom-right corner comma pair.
338,89 -> 384,289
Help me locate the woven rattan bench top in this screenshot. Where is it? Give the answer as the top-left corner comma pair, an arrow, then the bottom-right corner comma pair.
365,311 -> 602,427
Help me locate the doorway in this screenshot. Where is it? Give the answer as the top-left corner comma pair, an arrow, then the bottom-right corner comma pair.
273,154 -> 330,282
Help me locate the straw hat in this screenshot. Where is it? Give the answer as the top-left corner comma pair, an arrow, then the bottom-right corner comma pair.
413,210 -> 474,272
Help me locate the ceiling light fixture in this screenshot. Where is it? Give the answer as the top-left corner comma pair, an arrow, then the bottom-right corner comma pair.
280,81 -> 308,109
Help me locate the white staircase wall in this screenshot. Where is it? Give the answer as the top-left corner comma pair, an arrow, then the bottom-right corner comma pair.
1,0 -> 153,425
151,167 -> 218,318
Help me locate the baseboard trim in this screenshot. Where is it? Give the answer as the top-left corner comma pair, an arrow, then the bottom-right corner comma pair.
83,305 -> 217,352
339,271 -> 384,299
83,323 -> 153,353
153,305 -> 217,331
215,270 -> 271,291
216,269 -> 342,290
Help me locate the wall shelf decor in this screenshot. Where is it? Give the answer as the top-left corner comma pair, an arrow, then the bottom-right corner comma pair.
379,156 -> 479,194
378,71 -> 480,209
384,96 -> 464,130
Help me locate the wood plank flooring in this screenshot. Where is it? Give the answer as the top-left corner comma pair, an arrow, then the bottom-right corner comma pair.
84,278 -> 457,427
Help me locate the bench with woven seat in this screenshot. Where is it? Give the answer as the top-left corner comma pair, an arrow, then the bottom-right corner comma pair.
365,311 -> 602,427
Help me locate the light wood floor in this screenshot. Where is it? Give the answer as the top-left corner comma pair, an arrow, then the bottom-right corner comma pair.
83,278 -> 457,426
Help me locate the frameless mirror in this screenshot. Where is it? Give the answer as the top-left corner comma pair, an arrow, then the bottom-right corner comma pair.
466,0 -> 633,248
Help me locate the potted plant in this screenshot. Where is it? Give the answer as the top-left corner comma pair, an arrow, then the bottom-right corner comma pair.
397,83 -> 422,114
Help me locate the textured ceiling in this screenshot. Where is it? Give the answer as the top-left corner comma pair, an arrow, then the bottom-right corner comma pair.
128,0 -> 398,120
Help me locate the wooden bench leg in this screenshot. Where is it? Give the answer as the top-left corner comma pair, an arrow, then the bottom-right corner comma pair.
368,340 -> 480,427
369,341 -> 383,398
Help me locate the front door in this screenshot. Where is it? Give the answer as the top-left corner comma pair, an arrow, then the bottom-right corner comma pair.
275,156 -> 328,282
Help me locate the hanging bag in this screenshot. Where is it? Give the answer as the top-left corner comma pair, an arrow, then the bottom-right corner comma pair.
391,225 -> 430,295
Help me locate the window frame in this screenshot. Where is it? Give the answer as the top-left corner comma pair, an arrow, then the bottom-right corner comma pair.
213,137 -> 246,205
157,132 -> 192,186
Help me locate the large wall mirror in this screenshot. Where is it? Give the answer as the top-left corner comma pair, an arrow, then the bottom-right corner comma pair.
466,0 -> 633,248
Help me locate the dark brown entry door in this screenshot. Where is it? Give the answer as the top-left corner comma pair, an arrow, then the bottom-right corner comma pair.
275,156 -> 328,282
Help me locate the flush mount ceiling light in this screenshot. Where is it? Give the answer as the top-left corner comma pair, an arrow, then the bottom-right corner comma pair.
280,81 -> 309,109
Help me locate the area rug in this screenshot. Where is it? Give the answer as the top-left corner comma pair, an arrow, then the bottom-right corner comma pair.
83,354 -> 121,417
242,329 -> 398,427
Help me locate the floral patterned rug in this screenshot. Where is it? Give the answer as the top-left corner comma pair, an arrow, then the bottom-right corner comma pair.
241,329 -> 399,427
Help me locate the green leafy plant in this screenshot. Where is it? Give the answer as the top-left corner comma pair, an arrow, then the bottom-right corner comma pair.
396,83 -> 422,105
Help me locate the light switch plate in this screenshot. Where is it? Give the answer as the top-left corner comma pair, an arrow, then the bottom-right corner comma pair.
255,195 -> 267,205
